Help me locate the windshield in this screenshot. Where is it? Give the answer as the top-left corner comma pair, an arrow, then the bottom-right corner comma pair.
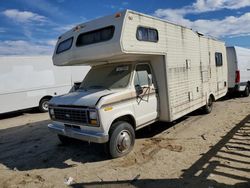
79,64 -> 132,90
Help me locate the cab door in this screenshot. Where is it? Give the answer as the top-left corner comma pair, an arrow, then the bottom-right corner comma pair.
133,63 -> 158,127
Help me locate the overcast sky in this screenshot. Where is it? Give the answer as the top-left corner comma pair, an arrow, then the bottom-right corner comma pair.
0,0 -> 250,55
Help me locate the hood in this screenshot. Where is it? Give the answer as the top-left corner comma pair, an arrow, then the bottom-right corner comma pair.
49,89 -> 114,107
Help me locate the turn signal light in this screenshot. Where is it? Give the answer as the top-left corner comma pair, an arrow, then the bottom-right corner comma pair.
90,120 -> 97,125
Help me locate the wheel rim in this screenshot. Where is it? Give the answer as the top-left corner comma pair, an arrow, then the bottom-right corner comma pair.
42,101 -> 49,111
116,130 -> 132,153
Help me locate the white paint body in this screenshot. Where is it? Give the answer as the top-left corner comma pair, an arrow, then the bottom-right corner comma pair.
226,46 -> 250,92
0,56 -> 90,114
48,10 -> 228,143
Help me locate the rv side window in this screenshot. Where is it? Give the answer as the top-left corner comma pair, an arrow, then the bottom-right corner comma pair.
56,37 -> 73,54
136,27 -> 158,42
215,52 -> 223,67
134,64 -> 152,86
76,26 -> 115,46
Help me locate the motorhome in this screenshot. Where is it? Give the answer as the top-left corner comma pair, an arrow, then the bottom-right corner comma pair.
48,10 -> 228,158
0,56 -> 89,114
226,46 -> 250,97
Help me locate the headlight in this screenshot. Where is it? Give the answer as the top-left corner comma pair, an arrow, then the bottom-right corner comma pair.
49,108 -> 55,118
49,108 -> 55,115
89,110 -> 98,125
89,111 -> 97,120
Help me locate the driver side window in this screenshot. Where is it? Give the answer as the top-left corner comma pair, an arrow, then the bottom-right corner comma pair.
134,64 -> 152,86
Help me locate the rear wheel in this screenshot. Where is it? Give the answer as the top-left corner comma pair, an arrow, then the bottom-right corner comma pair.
107,121 -> 135,158
39,98 -> 50,112
243,85 -> 249,97
203,96 -> 213,114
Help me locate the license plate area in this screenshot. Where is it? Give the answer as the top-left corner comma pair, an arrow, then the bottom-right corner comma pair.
64,124 -> 81,130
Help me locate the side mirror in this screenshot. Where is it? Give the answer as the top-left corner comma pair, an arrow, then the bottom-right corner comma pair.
135,85 -> 143,95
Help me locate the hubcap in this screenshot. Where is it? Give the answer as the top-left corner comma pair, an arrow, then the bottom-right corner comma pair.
43,101 -> 49,111
116,130 -> 131,153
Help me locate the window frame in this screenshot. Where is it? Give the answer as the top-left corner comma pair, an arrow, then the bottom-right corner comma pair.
56,37 -> 73,54
133,63 -> 154,87
136,26 -> 159,43
215,52 -> 223,67
76,25 -> 115,47
79,64 -> 132,90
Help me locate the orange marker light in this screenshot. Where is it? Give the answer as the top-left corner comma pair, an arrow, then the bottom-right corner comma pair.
90,120 -> 97,125
115,13 -> 121,18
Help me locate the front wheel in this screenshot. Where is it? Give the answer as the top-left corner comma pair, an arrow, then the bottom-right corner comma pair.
39,98 -> 50,112
107,121 -> 135,158
203,96 -> 213,114
243,85 -> 249,97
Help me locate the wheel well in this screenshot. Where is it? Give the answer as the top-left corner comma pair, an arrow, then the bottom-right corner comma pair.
209,94 -> 215,102
39,96 -> 52,104
111,115 -> 136,130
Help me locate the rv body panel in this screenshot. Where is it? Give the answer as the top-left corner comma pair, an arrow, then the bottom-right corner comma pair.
120,11 -> 227,121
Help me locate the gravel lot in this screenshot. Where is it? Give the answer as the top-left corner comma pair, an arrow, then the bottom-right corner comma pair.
0,96 -> 249,188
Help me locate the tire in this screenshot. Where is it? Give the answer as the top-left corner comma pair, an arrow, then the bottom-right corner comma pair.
107,121 -> 135,158
203,96 -> 213,114
243,85 -> 249,97
39,98 -> 50,112
57,134 -> 74,145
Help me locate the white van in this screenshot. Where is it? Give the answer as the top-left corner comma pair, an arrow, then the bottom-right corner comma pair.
0,56 -> 89,114
48,10 -> 228,158
226,46 -> 250,97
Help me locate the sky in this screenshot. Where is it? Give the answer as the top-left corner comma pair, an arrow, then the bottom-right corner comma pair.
0,0 -> 250,55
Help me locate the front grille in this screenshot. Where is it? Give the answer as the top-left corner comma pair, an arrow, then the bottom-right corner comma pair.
53,107 -> 88,124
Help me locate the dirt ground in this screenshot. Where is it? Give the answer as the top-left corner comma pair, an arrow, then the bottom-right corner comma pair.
0,96 -> 250,188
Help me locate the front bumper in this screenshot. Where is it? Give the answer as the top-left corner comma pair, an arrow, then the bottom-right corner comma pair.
48,123 -> 109,143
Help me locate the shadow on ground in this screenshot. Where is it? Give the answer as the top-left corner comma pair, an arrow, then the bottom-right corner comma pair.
218,92 -> 248,101
0,109 -> 249,187
0,108 -> 41,120
70,114 -> 250,188
0,118 -> 109,170
71,179 -> 249,188
0,108 -> 198,171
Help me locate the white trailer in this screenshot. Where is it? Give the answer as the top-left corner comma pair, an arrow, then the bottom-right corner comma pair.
48,10 -> 228,158
0,56 -> 89,114
226,46 -> 250,97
